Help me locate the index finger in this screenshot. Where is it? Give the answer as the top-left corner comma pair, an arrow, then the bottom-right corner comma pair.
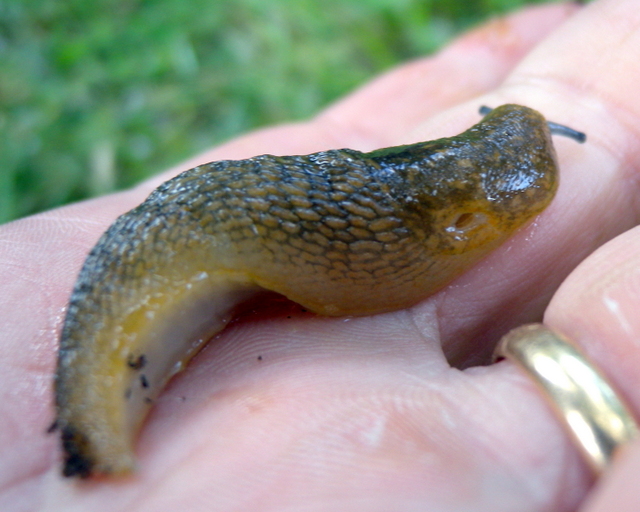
426,0 -> 640,365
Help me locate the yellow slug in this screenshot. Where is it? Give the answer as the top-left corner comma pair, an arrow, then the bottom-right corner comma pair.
54,104 -> 585,478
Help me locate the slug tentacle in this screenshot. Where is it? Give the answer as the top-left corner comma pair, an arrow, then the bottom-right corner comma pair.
55,104 -> 580,477
479,105 -> 586,143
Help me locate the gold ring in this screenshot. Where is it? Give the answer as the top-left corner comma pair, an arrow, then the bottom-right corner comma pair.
494,323 -> 639,474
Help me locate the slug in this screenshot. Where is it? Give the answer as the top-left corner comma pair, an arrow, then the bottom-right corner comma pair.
55,104 -> 585,478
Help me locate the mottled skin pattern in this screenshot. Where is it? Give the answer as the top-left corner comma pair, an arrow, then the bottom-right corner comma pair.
56,104 -> 559,477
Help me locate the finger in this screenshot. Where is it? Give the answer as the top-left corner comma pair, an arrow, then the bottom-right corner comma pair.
473,224 -> 640,511
545,226 -> 640,422
580,439 -> 640,512
417,0 -> 640,365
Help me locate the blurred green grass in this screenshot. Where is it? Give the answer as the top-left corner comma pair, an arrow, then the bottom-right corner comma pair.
0,0 -> 548,223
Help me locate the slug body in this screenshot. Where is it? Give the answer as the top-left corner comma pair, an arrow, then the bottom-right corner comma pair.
56,104 -> 563,477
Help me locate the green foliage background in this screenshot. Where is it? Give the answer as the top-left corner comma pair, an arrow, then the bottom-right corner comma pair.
1,0 -> 551,223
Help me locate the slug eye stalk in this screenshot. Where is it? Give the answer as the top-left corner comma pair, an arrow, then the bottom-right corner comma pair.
479,105 -> 586,143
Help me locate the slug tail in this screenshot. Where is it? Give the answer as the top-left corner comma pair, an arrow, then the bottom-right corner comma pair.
55,200 -> 261,477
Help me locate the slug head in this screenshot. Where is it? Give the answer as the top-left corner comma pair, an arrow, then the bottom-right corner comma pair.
368,104 -> 559,255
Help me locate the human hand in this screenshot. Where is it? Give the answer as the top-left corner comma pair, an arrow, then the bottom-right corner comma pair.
543,225 -> 640,512
2,1 -> 640,510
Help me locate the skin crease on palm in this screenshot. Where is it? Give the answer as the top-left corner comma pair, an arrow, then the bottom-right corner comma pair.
2,0 -> 640,510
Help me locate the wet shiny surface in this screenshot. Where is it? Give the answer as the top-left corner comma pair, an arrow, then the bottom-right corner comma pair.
55,104 -> 559,477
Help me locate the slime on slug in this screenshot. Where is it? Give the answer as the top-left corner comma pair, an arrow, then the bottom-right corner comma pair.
54,104 -> 585,478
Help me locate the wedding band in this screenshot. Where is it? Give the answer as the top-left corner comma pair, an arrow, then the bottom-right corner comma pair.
494,323 -> 639,474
